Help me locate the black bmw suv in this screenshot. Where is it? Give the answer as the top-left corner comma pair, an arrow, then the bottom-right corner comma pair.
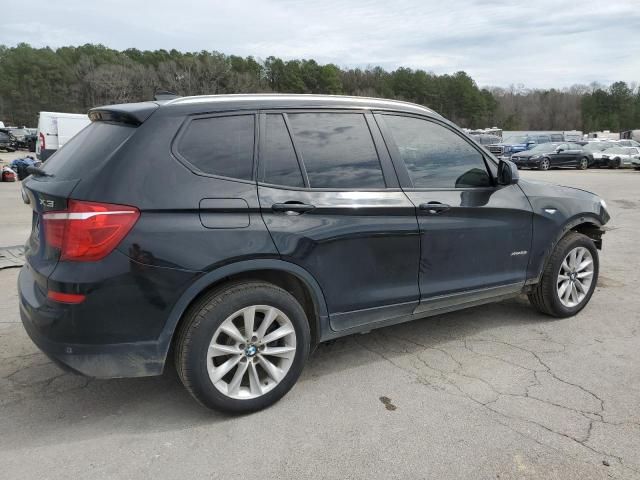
19,95 -> 610,412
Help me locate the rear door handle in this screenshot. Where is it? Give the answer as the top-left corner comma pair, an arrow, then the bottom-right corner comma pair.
272,202 -> 316,214
418,202 -> 451,215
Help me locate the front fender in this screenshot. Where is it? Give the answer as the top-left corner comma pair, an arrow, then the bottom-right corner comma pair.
155,259 -> 330,367
518,179 -> 608,283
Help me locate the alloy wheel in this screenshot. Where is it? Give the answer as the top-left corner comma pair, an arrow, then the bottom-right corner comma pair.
556,247 -> 594,308
541,158 -> 550,170
579,158 -> 588,170
206,305 -> 297,400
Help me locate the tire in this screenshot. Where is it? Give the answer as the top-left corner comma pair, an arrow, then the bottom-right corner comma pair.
539,157 -> 551,170
609,158 -> 621,169
528,232 -> 599,318
175,281 -> 311,413
577,157 -> 589,170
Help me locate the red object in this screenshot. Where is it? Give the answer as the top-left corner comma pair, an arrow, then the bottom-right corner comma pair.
39,132 -> 46,151
47,290 -> 86,304
2,169 -> 16,182
43,200 -> 140,261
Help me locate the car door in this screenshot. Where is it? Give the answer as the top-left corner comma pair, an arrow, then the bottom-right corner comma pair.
376,113 -> 533,312
550,143 -> 570,167
257,111 -> 421,331
565,143 -> 583,166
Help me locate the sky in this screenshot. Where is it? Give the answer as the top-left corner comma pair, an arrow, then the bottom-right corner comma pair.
1,0 -> 639,89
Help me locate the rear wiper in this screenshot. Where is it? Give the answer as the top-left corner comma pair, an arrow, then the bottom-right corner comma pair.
25,166 -> 53,177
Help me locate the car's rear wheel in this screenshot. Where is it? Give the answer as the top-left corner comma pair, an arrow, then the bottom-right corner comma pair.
539,158 -> 551,170
528,232 -> 599,318
175,281 -> 311,412
578,157 -> 589,170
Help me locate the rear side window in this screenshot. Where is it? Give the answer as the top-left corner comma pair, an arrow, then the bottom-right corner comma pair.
41,122 -> 134,180
261,114 -> 304,187
382,115 -> 491,189
287,113 -> 385,189
178,115 -> 255,180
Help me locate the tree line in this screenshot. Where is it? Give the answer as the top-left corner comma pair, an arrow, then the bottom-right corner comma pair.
0,43 -> 638,133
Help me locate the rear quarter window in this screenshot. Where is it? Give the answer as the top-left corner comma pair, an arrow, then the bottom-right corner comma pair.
177,115 -> 255,180
41,122 -> 135,180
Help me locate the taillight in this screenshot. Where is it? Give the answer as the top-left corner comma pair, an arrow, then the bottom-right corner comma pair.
39,132 -> 45,151
43,200 -> 140,261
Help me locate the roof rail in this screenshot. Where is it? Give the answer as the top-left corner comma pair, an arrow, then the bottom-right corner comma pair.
154,90 -> 181,101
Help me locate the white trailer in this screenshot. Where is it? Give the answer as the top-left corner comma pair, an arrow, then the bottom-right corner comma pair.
36,112 -> 90,161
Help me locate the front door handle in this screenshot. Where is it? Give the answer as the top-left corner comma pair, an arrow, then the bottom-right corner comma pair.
272,202 -> 316,214
419,202 -> 451,215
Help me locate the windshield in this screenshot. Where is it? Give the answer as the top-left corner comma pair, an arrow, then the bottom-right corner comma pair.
604,147 -> 625,154
503,135 -> 529,144
528,143 -> 561,153
583,143 -> 610,152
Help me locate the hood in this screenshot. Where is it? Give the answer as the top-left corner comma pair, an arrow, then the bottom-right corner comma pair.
511,150 -> 537,159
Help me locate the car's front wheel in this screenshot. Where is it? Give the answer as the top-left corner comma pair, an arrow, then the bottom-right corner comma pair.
539,158 -> 551,170
528,232 -> 599,317
175,281 -> 311,412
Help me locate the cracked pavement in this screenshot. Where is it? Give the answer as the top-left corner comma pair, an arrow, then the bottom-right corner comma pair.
1,168 -> 639,479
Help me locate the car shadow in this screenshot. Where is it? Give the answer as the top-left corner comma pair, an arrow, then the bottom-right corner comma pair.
1,295 -> 554,450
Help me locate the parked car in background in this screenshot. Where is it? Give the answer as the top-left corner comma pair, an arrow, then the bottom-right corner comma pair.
487,134 -> 552,160
563,130 -> 583,142
469,133 -> 502,145
18,94 -> 609,413
36,112 -> 91,160
7,128 -> 36,150
24,129 -> 37,152
511,142 -> 591,170
0,128 -> 17,152
550,133 -> 564,142
632,156 -> 640,170
616,139 -> 640,148
582,141 -> 617,165
597,146 -> 640,168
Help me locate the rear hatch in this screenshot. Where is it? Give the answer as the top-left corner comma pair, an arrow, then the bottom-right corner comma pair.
22,121 -> 139,290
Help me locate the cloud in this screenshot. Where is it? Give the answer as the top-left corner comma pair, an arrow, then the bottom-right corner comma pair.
0,0 -> 638,88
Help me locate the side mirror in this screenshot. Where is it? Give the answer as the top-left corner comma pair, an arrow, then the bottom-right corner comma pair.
556,148 -> 564,153
497,160 -> 519,186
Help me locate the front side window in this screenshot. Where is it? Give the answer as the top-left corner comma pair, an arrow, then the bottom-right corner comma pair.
382,115 -> 491,189
178,115 -> 255,180
287,113 -> 385,189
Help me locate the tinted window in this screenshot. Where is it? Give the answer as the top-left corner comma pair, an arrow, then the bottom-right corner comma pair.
287,113 -> 385,189
179,115 -> 254,180
383,115 -> 491,189
41,122 -> 133,180
262,114 -> 304,187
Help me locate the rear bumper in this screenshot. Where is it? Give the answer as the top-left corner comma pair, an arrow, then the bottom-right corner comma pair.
18,253 -> 197,378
